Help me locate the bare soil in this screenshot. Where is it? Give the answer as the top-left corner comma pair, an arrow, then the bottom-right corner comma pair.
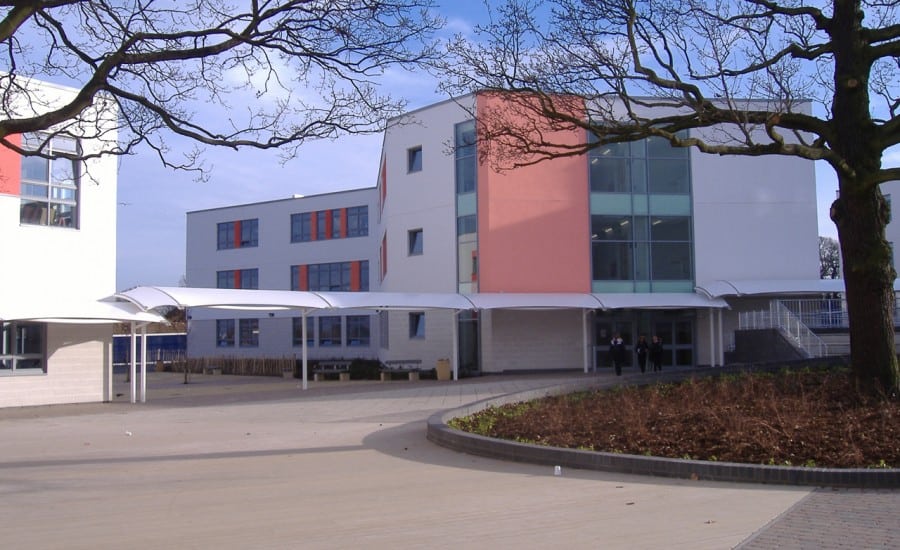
450,368 -> 900,468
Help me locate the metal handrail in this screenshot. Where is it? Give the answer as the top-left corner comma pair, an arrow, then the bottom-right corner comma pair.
738,301 -> 828,358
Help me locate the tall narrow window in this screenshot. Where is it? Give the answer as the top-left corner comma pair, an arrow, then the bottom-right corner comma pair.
239,319 -> 259,347
408,229 -> 423,255
407,146 -> 423,172
319,316 -> 342,346
292,317 -> 315,347
409,312 -> 425,339
347,206 -> 368,237
346,316 -> 370,347
316,211 -> 328,240
216,320 -> 235,347
20,133 -> 80,227
290,212 -> 313,242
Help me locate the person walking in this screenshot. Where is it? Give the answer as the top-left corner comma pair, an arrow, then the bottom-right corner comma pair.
649,335 -> 663,372
609,333 -> 626,376
635,335 -> 649,373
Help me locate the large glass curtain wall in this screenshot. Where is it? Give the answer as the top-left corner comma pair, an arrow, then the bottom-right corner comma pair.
589,133 -> 694,292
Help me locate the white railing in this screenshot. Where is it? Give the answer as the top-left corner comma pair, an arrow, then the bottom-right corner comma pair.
739,301 -> 828,358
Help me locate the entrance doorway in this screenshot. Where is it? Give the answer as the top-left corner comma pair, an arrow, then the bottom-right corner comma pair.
594,318 -> 633,369
594,311 -> 696,370
457,311 -> 480,375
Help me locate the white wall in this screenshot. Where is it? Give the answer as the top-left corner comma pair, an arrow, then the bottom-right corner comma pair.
0,78 -> 119,407
379,97 -> 476,293
483,310 -> 585,373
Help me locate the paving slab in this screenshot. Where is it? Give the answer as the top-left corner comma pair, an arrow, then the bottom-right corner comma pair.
0,371 -> 892,549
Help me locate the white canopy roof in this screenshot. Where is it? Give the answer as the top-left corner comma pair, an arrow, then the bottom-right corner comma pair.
315,291 -> 476,311
465,293 -> 603,310
114,286 -> 333,312
113,286 -> 728,313
1,298 -> 163,324
595,292 -> 729,309
695,279 -> 852,299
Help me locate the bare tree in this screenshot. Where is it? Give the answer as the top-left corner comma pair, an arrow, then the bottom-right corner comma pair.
0,1 -> 441,176
820,236 -> 842,279
438,0 -> 900,396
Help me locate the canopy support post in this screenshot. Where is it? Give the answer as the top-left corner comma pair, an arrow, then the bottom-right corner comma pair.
301,311 -> 308,390
129,322 -> 136,404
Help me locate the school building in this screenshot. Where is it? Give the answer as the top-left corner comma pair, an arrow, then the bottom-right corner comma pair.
181,93 -> 825,375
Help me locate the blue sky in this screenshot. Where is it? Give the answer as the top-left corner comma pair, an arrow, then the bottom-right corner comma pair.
112,2 -> 868,290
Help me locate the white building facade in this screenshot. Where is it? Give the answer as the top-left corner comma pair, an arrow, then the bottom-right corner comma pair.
0,77 -> 126,407
184,93 -> 820,374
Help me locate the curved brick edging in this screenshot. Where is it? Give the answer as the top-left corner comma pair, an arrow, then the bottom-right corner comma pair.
425,373 -> 900,488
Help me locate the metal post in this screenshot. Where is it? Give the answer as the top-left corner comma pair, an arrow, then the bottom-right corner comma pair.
451,310 -> 459,381
140,324 -> 147,403
301,311 -> 308,390
129,322 -> 136,404
582,309 -> 590,373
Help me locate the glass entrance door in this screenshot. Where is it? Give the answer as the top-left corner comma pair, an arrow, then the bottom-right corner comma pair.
594,319 -> 633,370
457,311 -> 480,375
652,319 -> 694,368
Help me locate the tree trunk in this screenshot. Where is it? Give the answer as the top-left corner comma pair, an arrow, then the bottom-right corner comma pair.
832,182 -> 899,397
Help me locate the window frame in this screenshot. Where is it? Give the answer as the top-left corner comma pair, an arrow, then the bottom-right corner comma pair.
19,133 -> 81,228
239,318 -> 260,348
408,312 -> 425,339
408,228 -> 424,256
0,321 -> 46,374
318,316 -> 342,347
407,146 -> 423,173
216,319 -> 235,348
346,315 -> 371,347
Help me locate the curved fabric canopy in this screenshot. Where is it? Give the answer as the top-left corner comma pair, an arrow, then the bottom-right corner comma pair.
1,299 -> 163,324
594,292 -> 728,310
114,286 -> 729,313
315,291 -> 476,311
114,286 -> 333,312
695,279 -> 852,299
466,293 -> 603,310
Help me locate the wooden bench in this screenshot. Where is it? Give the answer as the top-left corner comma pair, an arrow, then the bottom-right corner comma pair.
380,359 -> 422,381
312,360 -> 352,381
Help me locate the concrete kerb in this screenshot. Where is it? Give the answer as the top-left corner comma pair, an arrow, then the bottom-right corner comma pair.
426,366 -> 900,488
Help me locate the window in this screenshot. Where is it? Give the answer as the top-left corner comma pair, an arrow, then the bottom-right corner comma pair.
408,229 -> 423,255
455,121 -> 476,194
19,133 -> 80,227
409,312 -> 425,339
239,319 -> 259,347
457,214 -> 477,235
1,321 -> 45,373
316,211 -> 328,240
217,268 -> 259,289
347,206 -> 368,237
346,316 -> 370,347
319,316 -> 342,346
332,209 -> 341,239
309,262 -> 351,291
217,219 -> 258,249
407,146 -> 423,172
216,319 -> 235,347
292,317 -> 315,347
290,212 -> 313,242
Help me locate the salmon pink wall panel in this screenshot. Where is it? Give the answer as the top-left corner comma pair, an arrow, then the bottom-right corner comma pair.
0,134 -> 21,195
476,94 -> 591,292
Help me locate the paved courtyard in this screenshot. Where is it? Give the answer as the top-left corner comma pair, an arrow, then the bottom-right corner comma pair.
1,371 -> 896,549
